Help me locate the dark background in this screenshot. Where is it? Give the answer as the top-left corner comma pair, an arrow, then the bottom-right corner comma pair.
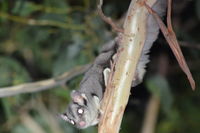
0,0 -> 200,133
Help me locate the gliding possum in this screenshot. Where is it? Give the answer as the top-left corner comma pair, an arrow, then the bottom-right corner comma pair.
60,0 -> 166,129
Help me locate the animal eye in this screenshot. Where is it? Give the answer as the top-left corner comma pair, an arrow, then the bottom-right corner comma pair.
83,99 -> 87,106
70,119 -> 75,125
77,108 -> 84,115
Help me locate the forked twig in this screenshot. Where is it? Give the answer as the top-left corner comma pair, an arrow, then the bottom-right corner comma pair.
97,0 -> 124,33
0,64 -> 90,97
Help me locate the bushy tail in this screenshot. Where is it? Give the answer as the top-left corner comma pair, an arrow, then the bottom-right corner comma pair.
132,0 -> 167,86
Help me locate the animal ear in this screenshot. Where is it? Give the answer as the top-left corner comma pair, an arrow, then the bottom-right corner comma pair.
71,90 -> 87,105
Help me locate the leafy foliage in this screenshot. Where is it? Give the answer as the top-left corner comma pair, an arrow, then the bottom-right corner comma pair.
0,57 -> 30,87
0,0 -> 200,133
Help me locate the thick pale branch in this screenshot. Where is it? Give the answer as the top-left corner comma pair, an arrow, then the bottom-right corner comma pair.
0,64 -> 90,98
98,0 -> 157,132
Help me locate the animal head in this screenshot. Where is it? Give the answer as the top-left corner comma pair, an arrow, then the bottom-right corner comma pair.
60,90 -> 101,129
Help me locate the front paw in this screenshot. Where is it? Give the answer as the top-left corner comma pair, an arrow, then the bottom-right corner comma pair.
103,68 -> 111,86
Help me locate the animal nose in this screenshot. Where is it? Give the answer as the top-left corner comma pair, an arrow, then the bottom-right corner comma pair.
79,121 -> 86,127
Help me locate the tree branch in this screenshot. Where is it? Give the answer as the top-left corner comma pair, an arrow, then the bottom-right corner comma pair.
0,64 -> 90,98
0,12 -> 85,30
140,96 -> 160,133
98,0 -> 157,132
97,0 -> 124,33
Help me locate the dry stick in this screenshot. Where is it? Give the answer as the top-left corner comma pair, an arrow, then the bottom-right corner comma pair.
20,113 -> 46,133
144,0 -> 195,90
141,96 -> 160,133
115,11 -> 200,51
0,64 -> 90,98
97,0 -> 124,33
98,0 -> 158,132
141,54 -> 169,133
35,98 -> 65,133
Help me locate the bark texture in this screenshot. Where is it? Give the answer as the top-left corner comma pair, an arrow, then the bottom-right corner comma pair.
98,0 -> 157,132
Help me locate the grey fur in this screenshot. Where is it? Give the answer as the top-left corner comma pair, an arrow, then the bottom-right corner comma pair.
60,39 -> 117,129
133,0 -> 166,86
61,0 -> 166,129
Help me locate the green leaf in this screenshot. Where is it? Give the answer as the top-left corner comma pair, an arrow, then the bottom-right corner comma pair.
0,56 -> 30,87
52,88 -> 71,100
157,109 -> 181,133
12,124 -> 32,133
12,1 -> 40,17
0,1 -> 9,12
1,98 -> 12,119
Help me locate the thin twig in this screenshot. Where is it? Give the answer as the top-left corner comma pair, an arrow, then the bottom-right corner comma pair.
0,64 -> 90,98
0,12 -> 85,30
20,113 -> 46,133
141,96 -> 160,133
97,0 -> 124,33
141,54 -> 169,133
167,0 -> 173,32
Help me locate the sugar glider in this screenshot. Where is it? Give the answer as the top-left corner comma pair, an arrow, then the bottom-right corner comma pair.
60,0 -> 166,129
